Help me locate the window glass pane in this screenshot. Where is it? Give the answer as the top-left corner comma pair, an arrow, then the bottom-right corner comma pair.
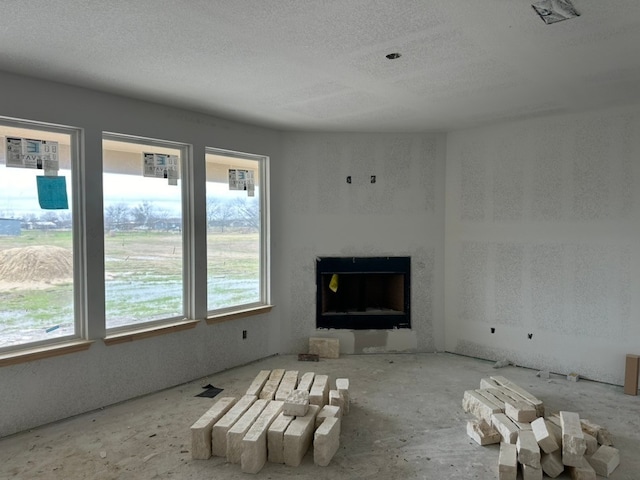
0,123 -> 75,349
206,151 -> 263,311
103,136 -> 184,329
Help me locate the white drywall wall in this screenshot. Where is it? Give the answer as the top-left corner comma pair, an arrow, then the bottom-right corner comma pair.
445,105 -> 640,385
274,132 -> 447,354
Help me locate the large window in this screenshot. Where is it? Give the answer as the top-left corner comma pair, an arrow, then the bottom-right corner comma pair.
206,149 -> 268,313
1,119 -> 270,356
0,118 -> 80,350
103,134 -> 187,330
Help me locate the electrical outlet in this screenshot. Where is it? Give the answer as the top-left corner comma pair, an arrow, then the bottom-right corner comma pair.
242,330 -> 247,339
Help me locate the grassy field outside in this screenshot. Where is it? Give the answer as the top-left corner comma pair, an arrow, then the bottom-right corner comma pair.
0,229 -> 260,347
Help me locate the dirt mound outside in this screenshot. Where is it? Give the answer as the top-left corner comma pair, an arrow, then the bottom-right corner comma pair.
0,245 -> 73,283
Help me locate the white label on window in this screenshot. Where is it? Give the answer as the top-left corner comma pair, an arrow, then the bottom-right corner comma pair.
143,153 -> 179,184
229,169 -> 255,194
5,137 -> 59,171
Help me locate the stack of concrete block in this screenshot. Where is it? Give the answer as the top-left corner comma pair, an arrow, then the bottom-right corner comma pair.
259,369 -> 286,400
190,369 -> 350,473
330,378 -> 350,415
275,370 -> 299,401
308,337 -> 340,359
297,372 -> 315,392
241,400 -> 285,473
283,404 -> 320,466
283,390 -> 310,417
190,397 -> 237,459
314,415 -> 341,466
211,394 -> 258,457
309,374 -> 330,407
462,376 -> 620,479
227,399 -> 269,464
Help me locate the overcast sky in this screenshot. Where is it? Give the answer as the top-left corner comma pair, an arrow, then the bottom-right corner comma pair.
1,167 -> 241,218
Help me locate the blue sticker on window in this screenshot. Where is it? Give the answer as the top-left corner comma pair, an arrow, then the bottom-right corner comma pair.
36,176 -> 69,209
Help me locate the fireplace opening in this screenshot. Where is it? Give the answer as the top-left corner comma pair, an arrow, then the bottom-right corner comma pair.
316,256 -> 410,330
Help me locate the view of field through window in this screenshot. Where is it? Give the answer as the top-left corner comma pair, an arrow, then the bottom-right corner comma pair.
0,125 -> 265,349
103,137 -> 185,330
0,124 -> 75,349
102,140 -> 263,330
206,150 -> 262,312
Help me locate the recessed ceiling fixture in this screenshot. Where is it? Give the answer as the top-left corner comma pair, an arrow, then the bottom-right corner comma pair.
386,53 -> 401,60
531,0 -> 580,25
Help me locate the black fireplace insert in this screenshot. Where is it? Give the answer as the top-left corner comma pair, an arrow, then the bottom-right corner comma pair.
316,256 -> 410,330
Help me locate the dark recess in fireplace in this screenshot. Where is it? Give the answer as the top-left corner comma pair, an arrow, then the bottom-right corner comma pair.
316,256 -> 410,330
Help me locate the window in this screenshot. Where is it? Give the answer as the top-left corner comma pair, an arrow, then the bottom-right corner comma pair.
103,134 -> 187,330
0,118 -> 81,350
206,149 -> 269,313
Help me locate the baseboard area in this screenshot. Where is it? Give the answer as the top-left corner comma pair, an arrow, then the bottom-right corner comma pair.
312,329 -> 417,354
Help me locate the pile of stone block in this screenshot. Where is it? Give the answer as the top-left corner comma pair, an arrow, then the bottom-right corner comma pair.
463,375 -> 620,479
309,337 -> 340,359
190,369 -> 350,473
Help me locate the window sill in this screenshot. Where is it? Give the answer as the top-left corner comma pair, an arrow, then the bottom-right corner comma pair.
206,305 -> 273,325
103,319 -> 200,346
0,339 -> 94,367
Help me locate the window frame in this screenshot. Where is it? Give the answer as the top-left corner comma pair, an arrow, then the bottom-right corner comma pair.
0,115 -> 86,353
102,132 -> 191,334
204,147 -> 270,317
1,118 -> 272,360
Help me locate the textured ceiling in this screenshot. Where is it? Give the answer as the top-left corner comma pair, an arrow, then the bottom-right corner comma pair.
1,0 -> 640,132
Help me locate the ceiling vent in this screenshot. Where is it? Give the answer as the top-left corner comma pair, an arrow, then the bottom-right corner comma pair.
531,0 -> 580,24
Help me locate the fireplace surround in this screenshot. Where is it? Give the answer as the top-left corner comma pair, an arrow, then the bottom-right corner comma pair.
316,256 -> 410,330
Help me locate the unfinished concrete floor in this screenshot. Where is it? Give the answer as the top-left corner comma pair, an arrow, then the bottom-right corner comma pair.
1,352 -> 639,479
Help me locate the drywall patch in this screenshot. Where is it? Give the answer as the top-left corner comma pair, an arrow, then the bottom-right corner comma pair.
289,247 -> 317,353
383,136 -> 413,188
412,247 -> 436,351
460,139 -> 487,221
572,244 -> 629,340
530,244 -> 567,332
420,137 -> 438,213
572,120 -> 611,220
494,243 -> 524,327
531,126 -> 566,221
283,137 -> 313,215
386,329 -> 418,352
355,331 -> 388,353
460,241 -> 489,323
493,135 -> 525,222
317,139 -> 343,215
618,113 -> 635,217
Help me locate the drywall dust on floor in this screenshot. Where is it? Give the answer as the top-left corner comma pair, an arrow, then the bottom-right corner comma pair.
1,352 -> 639,479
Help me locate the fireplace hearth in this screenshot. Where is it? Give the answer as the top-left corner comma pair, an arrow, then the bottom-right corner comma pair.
316,256 -> 410,330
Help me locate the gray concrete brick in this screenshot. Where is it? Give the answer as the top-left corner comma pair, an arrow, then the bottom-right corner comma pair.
314,416 -> 340,466
211,395 -> 257,457
190,397 -> 236,460
283,404 -> 320,466
240,400 -> 284,474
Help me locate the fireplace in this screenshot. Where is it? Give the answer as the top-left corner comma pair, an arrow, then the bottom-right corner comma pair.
316,256 -> 410,330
